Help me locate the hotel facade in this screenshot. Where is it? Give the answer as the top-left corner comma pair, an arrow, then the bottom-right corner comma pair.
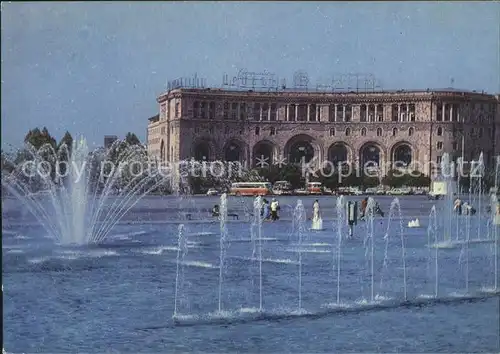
147,86 -> 500,176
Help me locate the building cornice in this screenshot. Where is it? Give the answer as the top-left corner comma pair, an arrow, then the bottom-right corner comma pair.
157,88 -> 497,104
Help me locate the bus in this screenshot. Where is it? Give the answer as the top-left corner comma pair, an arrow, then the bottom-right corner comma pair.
230,182 -> 273,196
307,182 -> 323,195
272,181 -> 293,195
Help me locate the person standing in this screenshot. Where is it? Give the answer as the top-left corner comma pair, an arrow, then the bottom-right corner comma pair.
494,197 -> 500,225
360,197 -> 368,219
375,201 -> 384,217
262,199 -> 271,220
312,199 -> 320,221
454,196 -> 462,215
212,204 -> 220,217
270,198 -> 280,221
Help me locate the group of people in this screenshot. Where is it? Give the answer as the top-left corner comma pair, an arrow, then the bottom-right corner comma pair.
211,198 -> 281,221
211,195 -> 499,226
213,197 -> 385,222
260,198 -> 280,221
453,196 -> 477,215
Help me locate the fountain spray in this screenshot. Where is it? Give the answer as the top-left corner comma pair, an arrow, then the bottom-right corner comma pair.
366,197 -> 376,302
436,153 -> 456,244
495,156 -> 500,291
456,157 -> 463,241
294,200 -> 306,310
218,193 -> 228,313
427,206 -> 439,297
253,196 -> 264,311
477,152 -> 485,240
173,224 -> 188,318
465,197 -> 471,293
380,198 -> 407,301
335,196 -> 345,305
1,138 -> 167,245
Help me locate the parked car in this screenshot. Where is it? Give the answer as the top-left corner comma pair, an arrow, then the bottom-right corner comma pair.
273,181 -> 293,195
401,187 -> 414,195
364,187 -> 378,195
337,187 -> 363,195
387,188 -> 405,195
294,188 -> 309,195
206,188 -> 219,196
350,187 -> 363,196
323,187 -> 334,195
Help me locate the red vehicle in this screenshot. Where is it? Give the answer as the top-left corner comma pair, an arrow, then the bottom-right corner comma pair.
230,182 -> 272,196
307,182 -> 323,195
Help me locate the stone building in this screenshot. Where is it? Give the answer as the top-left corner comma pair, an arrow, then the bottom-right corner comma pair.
147,87 -> 499,177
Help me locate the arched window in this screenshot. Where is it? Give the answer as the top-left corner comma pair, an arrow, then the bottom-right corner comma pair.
254,142 -> 274,167
377,128 -> 382,137
270,127 -> 276,136
361,127 -> 367,136
255,127 -> 260,135
392,128 -> 398,136
345,128 -> 351,136
393,144 -> 412,165
330,128 -> 335,136
288,140 -> 315,163
437,127 -> 443,136
478,127 -> 483,137
408,127 -> 414,136
224,142 -> 242,162
329,144 -> 348,164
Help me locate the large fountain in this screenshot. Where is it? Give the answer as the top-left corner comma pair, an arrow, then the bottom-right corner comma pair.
1,137 -> 168,245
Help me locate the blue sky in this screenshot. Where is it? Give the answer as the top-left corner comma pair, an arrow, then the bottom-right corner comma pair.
1,1 -> 499,148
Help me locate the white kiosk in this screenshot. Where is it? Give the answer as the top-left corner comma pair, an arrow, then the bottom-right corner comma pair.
430,181 -> 448,196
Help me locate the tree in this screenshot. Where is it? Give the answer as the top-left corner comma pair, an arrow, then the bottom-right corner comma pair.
362,176 -> 380,188
253,164 -> 304,188
406,172 -> 431,187
56,131 -> 74,179
58,131 -> 73,153
382,169 -> 407,187
24,127 -> 57,150
125,132 -> 141,146
382,169 -> 430,188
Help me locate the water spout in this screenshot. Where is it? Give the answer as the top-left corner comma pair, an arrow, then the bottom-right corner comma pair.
294,199 -> 306,310
1,138 -> 167,245
335,196 -> 345,305
218,193 -> 228,313
253,196 -> 264,311
173,224 -> 188,318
